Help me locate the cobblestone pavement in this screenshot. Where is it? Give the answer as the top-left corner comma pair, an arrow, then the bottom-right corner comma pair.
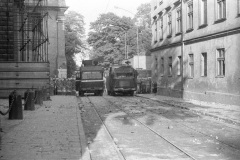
137,94 -> 240,126
0,96 -> 83,160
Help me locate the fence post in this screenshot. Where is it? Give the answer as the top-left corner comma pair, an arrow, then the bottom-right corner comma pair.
9,91 -> 23,120
35,89 -> 43,105
42,86 -> 48,101
24,90 -> 35,110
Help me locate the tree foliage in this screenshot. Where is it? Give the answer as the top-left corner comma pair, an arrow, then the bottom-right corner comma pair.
87,3 -> 151,64
65,11 -> 86,77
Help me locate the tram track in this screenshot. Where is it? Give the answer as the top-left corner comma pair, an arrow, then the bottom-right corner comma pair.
115,96 -> 240,151
78,96 -> 126,160
99,96 -> 197,160
78,95 -> 240,160
81,96 -> 196,159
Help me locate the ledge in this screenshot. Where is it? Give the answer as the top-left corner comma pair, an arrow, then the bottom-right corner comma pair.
175,32 -> 182,36
186,28 -> 194,33
215,75 -> 225,78
214,18 -> 226,24
198,24 -> 208,29
167,35 -> 172,38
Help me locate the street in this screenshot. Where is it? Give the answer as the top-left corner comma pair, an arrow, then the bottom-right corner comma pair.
80,95 -> 240,160
1,95 -> 240,160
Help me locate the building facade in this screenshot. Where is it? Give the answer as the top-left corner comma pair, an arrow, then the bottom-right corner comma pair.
151,0 -> 240,105
47,0 -> 67,77
122,55 -> 152,70
0,0 -> 67,97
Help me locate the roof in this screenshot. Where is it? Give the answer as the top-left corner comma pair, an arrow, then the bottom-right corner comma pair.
80,66 -> 103,72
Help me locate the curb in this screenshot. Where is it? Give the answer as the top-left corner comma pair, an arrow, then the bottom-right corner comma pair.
76,98 -> 91,160
136,95 -> 240,126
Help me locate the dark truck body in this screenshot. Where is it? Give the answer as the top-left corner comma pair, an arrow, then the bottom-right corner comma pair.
76,61 -> 104,96
106,65 -> 137,96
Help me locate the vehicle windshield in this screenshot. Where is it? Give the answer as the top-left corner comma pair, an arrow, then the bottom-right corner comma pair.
115,73 -> 133,78
81,72 -> 102,80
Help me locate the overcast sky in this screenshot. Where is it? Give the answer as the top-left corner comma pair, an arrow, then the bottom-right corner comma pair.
65,0 -> 150,33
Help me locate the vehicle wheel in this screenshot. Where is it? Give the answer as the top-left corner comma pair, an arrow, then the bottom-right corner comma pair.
112,91 -> 116,96
99,91 -> 103,96
107,91 -> 110,95
130,91 -> 134,96
80,92 -> 84,97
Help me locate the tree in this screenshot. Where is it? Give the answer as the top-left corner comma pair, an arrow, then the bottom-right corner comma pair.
65,11 -> 86,77
87,12 -> 135,64
135,3 -> 152,56
87,3 -> 152,64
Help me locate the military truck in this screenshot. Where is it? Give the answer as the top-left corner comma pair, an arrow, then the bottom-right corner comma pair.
76,60 -> 104,96
106,64 -> 137,96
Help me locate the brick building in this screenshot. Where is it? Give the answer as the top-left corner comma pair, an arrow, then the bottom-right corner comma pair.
151,0 -> 240,105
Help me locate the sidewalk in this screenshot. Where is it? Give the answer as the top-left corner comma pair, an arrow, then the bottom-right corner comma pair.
137,94 -> 240,126
0,96 -> 85,160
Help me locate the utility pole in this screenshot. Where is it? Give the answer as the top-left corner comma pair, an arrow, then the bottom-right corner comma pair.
114,6 -> 139,68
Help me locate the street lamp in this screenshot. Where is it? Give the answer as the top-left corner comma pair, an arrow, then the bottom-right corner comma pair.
114,6 -> 140,69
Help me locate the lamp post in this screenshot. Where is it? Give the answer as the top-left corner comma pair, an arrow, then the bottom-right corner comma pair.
114,6 -> 139,69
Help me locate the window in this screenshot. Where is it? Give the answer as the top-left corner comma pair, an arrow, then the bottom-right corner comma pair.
200,0 -> 208,25
82,72 -> 102,80
159,0 -> 163,5
177,56 -> 181,76
189,54 -> 194,78
167,13 -> 172,36
161,57 -> 164,75
155,57 -> 158,70
168,57 -> 172,76
176,8 -> 182,34
238,0 -> 240,15
187,1 -> 193,30
216,48 -> 225,76
160,16 -> 163,40
216,0 -> 226,20
153,17 -> 158,43
201,53 -> 207,76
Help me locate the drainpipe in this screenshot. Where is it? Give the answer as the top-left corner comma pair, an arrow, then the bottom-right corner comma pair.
181,0 -> 184,98
56,18 -> 59,78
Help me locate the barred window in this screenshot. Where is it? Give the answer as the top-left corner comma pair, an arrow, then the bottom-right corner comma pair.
216,48 -> 225,76
177,56 -> 181,76
161,57 -> 164,75
238,0 -> 240,15
153,17 -> 158,43
176,8 -> 182,33
168,57 -> 172,76
160,16 -> 163,40
216,0 -> 226,20
187,1 -> 193,29
167,13 -> 172,36
200,0 -> 207,25
159,0 -> 163,6
201,53 -> 207,76
189,54 -> 194,78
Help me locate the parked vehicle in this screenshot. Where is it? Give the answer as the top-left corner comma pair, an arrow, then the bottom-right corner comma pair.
106,64 -> 137,96
76,60 -> 104,96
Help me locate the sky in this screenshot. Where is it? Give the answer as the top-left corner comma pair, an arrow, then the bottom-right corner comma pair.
65,0 -> 150,33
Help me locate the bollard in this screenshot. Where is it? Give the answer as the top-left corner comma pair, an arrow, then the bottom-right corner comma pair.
35,89 -> 43,105
42,87 -> 48,101
24,90 -> 35,111
9,91 -> 23,120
